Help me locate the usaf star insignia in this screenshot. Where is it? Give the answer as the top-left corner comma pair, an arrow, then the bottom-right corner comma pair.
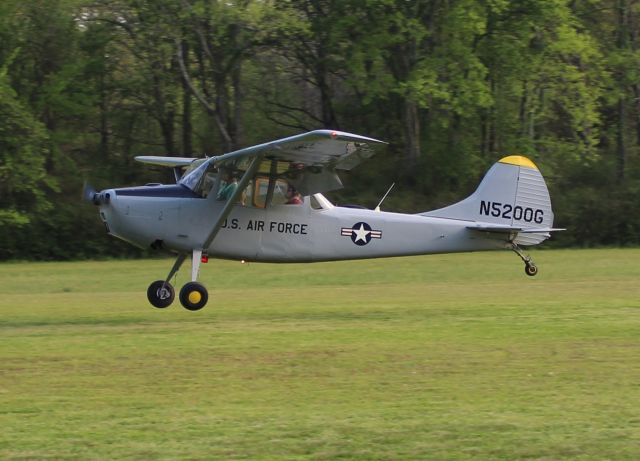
340,222 -> 382,246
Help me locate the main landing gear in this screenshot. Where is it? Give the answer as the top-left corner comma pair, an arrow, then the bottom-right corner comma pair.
147,280 -> 175,308
179,282 -> 209,311
511,242 -> 538,277
146,251 -> 210,311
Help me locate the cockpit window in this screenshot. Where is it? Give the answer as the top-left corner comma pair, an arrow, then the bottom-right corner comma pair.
178,157 -> 332,205
179,159 -> 217,197
182,158 -> 207,177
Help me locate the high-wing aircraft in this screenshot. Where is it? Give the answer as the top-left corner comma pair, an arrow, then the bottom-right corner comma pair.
86,130 -> 562,311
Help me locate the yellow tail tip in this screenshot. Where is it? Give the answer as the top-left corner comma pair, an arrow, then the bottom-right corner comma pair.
499,155 -> 538,170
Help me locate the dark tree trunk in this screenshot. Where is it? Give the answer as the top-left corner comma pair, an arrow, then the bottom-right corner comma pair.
617,98 -> 626,181
616,0 -> 629,181
403,100 -> 421,165
181,39 -> 193,156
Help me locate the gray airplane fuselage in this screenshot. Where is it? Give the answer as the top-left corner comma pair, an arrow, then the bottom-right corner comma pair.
99,187 -> 507,263
88,131 -> 557,311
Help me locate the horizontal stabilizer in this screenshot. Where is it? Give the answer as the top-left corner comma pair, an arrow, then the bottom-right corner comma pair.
135,156 -> 197,168
468,224 -> 565,234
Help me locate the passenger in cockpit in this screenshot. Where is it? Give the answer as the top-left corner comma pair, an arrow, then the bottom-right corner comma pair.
217,172 -> 238,201
285,185 -> 303,205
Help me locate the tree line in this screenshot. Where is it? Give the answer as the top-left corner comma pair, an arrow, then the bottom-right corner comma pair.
1,0 -> 640,260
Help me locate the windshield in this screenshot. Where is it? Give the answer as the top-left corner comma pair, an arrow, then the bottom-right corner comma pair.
182,158 -> 207,178
179,158 -> 217,197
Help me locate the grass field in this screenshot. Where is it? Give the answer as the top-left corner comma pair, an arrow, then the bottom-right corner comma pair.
1,248 -> 640,460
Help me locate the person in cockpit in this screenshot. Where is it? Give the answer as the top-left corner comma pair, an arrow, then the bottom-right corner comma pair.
285,185 -> 303,205
217,172 -> 238,201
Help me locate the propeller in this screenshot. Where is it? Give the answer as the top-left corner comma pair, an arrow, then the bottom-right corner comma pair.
82,181 -> 97,204
82,181 -> 109,205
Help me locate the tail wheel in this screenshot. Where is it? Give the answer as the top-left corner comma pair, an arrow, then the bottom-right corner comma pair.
147,280 -> 175,308
525,264 -> 538,277
179,282 -> 209,311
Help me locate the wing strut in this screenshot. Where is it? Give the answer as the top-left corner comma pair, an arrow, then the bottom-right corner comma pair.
202,155 -> 263,251
188,155 -> 262,281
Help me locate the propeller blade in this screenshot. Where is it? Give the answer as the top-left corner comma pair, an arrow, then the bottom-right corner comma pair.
82,181 -> 98,204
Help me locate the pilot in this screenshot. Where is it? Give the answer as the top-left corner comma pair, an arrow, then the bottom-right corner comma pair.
217,172 -> 238,201
285,185 -> 303,205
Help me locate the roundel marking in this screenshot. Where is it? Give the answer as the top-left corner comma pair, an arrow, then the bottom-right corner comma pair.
340,222 -> 383,246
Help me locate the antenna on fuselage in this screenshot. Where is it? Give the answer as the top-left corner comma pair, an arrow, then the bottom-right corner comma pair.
374,182 -> 395,212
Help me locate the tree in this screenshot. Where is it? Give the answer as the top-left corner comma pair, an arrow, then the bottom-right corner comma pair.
176,0 -> 267,152
0,72 -> 55,257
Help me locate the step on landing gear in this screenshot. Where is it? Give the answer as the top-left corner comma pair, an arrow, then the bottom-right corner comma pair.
511,243 -> 538,277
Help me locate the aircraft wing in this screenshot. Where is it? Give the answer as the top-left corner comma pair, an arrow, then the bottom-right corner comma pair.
135,156 -> 197,167
213,130 -> 386,169
210,130 -> 387,195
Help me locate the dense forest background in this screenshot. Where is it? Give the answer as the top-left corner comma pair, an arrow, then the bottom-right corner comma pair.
1,0 -> 640,260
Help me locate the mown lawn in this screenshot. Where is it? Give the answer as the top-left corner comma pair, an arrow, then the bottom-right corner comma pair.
1,249 -> 639,460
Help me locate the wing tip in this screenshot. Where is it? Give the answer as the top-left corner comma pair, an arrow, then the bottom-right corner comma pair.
312,129 -> 388,145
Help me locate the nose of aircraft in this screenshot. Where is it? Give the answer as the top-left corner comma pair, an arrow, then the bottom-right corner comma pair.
82,182 -> 112,206
92,190 -> 112,206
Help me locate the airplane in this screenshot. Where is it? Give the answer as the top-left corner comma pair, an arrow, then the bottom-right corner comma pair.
85,130 -> 562,311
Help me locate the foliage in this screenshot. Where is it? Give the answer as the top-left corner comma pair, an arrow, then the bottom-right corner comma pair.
1,0 -> 640,259
0,70 -> 54,246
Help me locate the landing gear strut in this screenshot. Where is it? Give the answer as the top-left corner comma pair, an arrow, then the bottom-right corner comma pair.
511,243 -> 538,277
146,250 -> 210,311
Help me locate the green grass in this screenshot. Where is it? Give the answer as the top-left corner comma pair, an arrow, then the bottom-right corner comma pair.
1,249 -> 640,460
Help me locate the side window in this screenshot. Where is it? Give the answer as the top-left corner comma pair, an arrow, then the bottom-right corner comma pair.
243,182 -> 253,207
250,177 -> 289,208
252,177 -> 270,208
200,172 -> 217,197
271,179 -> 288,205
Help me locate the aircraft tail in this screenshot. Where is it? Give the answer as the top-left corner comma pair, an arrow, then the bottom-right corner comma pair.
420,156 -> 561,246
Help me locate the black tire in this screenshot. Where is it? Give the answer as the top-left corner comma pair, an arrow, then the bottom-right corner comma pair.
179,282 -> 209,311
525,264 -> 538,277
147,280 -> 175,308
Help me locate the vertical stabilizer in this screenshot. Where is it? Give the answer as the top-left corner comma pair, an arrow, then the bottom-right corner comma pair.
420,156 -> 555,245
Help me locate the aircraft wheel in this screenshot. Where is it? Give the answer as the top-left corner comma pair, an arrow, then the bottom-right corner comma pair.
525,264 -> 538,277
147,280 -> 175,308
179,282 -> 209,311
